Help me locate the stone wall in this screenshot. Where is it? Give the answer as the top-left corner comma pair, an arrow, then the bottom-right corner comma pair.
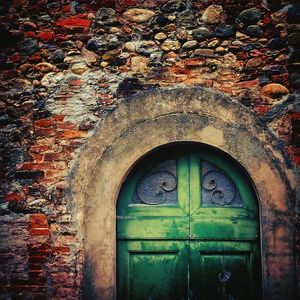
0,0 -> 299,299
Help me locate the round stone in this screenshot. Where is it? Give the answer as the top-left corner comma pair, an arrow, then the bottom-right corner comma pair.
161,0 -> 185,13
161,40 -> 181,51
261,83 -> 289,98
71,62 -> 88,75
124,42 -> 136,53
247,25 -> 263,38
102,50 -> 119,61
123,8 -> 155,23
86,38 -> 99,51
208,39 -> 219,48
95,8 -> 116,26
201,5 -> 223,24
214,24 -> 235,39
156,15 -> 169,26
182,40 -> 198,49
131,56 -> 149,74
245,57 -> 263,68
176,29 -> 188,41
154,32 -> 167,41
51,49 -> 65,63
239,8 -> 263,25
100,61 -> 108,68
215,47 -> 225,54
267,38 -> 287,50
20,38 -> 39,56
194,48 -> 214,57
192,27 -> 212,41
36,62 -> 54,73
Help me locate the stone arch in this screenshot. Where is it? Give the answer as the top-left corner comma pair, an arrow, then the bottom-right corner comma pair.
69,87 -> 298,300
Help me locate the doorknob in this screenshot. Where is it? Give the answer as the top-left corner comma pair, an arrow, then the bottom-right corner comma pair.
218,271 -> 234,300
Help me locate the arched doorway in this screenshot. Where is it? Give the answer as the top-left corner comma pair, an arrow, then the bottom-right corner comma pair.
117,144 -> 261,300
72,87 -> 298,300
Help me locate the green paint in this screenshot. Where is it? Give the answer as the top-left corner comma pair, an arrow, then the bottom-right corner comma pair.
117,149 -> 261,299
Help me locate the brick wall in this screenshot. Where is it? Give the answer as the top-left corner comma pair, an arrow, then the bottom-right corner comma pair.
0,0 -> 299,298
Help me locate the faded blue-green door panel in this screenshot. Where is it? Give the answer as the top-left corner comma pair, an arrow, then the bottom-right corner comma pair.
118,241 -> 188,300
117,145 -> 261,300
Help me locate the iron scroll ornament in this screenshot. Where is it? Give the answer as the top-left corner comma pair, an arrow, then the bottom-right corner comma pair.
202,170 -> 235,206
137,171 -> 177,205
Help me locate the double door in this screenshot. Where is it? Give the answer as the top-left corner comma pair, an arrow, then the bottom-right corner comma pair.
117,149 -> 261,300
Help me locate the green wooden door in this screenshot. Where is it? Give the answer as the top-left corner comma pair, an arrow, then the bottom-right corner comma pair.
117,147 -> 261,300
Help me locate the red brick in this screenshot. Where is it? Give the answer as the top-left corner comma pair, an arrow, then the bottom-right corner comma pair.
37,31 -> 55,41
170,66 -> 191,75
54,114 -> 65,122
29,263 -> 43,271
34,119 -> 54,128
28,270 -> 45,278
55,15 -> 91,28
294,148 -> 300,156
56,123 -> 76,130
29,214 -> 48,229
25,31 -> 36,38
57,130 -> 87,139
4,192 -> 24,202
30,145 -> 52,153
30,229 -> 50,236
35,128 -> 55,137
52,246 -> 70,254
44,152 -> 70,161
184,58 -> 206,68
28,53 -> 42,63
62,4 -> 71,13
255,105 -> 271,115
28,256 -> 47,264
98,94 -> 114,105
291,112 -> 300,120
9,53 -> 22,63
236,80 -> 259,88
69,79 -> 83,86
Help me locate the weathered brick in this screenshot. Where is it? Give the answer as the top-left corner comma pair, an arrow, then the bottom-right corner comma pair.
29,214 -> 48,229
56,130 -> 88,139
4,193 -> 24,202
34,119 -> 54,128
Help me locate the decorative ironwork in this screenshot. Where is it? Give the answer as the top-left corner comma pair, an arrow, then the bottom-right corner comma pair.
137,171 -> 177,205
132,160 -> 178,205
201,162 -> 243,207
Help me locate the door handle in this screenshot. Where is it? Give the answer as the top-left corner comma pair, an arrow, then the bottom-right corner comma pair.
218,271 -> 234,300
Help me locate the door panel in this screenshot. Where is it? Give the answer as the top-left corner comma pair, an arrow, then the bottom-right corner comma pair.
189,154 -> 259,240
190,241 -> 260,300
118,241 -> 188,300
190,216 -> 259,240
117,217 -> 189,239
117,154 -> 190,240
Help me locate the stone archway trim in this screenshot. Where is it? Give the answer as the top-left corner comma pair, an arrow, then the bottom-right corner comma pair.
70,87 -> 298,300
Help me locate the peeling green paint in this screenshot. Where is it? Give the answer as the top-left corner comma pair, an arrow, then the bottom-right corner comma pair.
117,147 -> 261,299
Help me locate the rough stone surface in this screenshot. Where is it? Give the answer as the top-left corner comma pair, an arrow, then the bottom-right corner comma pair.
239,8 -> 263,25
214,24 -> 235,39
123,8 -> 155,23
0,0 -> 299,299
261,83 -> 289,98
201,5 -> 223,24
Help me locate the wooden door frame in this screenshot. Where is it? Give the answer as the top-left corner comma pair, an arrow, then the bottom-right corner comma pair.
69,87 -> 299,300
